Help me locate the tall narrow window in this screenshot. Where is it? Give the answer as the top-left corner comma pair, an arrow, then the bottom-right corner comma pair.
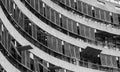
70,0 -> 75,9
77,1 -> 82,13
50,9 -> 55,23
30,59 -> 35,71
43,3 -> 46,17
60,14 -> 63,27
74,0 -> 77,9
24,21 -> 32,35
55,12 -> 60,26
92,7 -> 95,17
66,0 -> 70,6
110,12 -> 113,23
39,0 -> 43,15
62,41 -> 65,54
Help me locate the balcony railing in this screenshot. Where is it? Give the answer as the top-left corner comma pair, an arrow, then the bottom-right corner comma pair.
22,0 -> 120,51
0,42 -> 33,72
0,64 -> 7,72
51,0 -> 120,29
1,0 -> 120,72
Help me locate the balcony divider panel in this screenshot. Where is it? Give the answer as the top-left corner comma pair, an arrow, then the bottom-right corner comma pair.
73,21 -> 77,34
7,33 -> 11,52
47,34 -> 53,50
32,24 -> 37,39
82,2 -> 87,15
0,22 -> 1,41
70,44 -> 75,58
2,27 -> 5,46
87,4 -> 92,17
68,18 -> 72,32
77,0 -> 82,13
45,5 -> 50,20
64,42 -> 70,57
90,28 -> 95,40
105,11 -> 111,23
18,11 -> 25,28
61,15 -> 67,29
100,54 -> 107,66
52,37 -> 57,51
4,29 -> 8,49
95,7 -> 100,19
66,0 -> 70,6
58,38 -> 63,54
39,0 -> 43,16
80,24 -> 85,37
9,0 -> 13,14
30,0 -> 34,8
50,8 -> 55,23
6,0 -> 9,12
55,11 -> 60,26
113,13 -> 119,25
35,0 -> 39,11
75,46 -> 80,59
111,56 -> 117,68
15,6 -> 20,22
84,26 -> 89,39
106,55 -> 113,67
70,0 -> 74,9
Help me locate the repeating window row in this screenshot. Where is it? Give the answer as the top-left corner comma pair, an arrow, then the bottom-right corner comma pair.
1,0 -> 81,64
0,20 -> 73,72
51,0 -> 120,27
24,0 -> 95,40
1,0 -> 120,71
22,0 -> 120,51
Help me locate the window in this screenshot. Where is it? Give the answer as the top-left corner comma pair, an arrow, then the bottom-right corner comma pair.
24,20 -> 32,35
39,1 -> 44,15
45,5 -> 50,19
82,2 -> 87,14
70,0 -> 75,9
87,5 -> 92,16
112,13 -> 119,25
50,9 -> 55,23
55,12 -> 60,26
35,0 -> 39,11
77,23 -> 80,35
66,0 -> 70,6
77,1 -> 82,13
61,15 -> 67,29
62,41 -> 65,54
92,7 -> 95,17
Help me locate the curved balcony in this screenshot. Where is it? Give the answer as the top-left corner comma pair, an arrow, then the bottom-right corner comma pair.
81,0 -> 120,13
0,64 -> 7,72
51,0 -> 120,28
43,0 -> 120,35
0,42 -> 33,72
0,19 -> 50,72
10,0 -> 120,57
16,0 -> 120,52
0,51 -> 20,72
1,0 -> 120,72
0,48 -> 21,72
0,3 -> 105,72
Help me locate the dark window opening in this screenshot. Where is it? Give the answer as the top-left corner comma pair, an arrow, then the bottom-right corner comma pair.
92,10 -> 95,17
30,59 -> 35,71
75,2 -> 77,10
